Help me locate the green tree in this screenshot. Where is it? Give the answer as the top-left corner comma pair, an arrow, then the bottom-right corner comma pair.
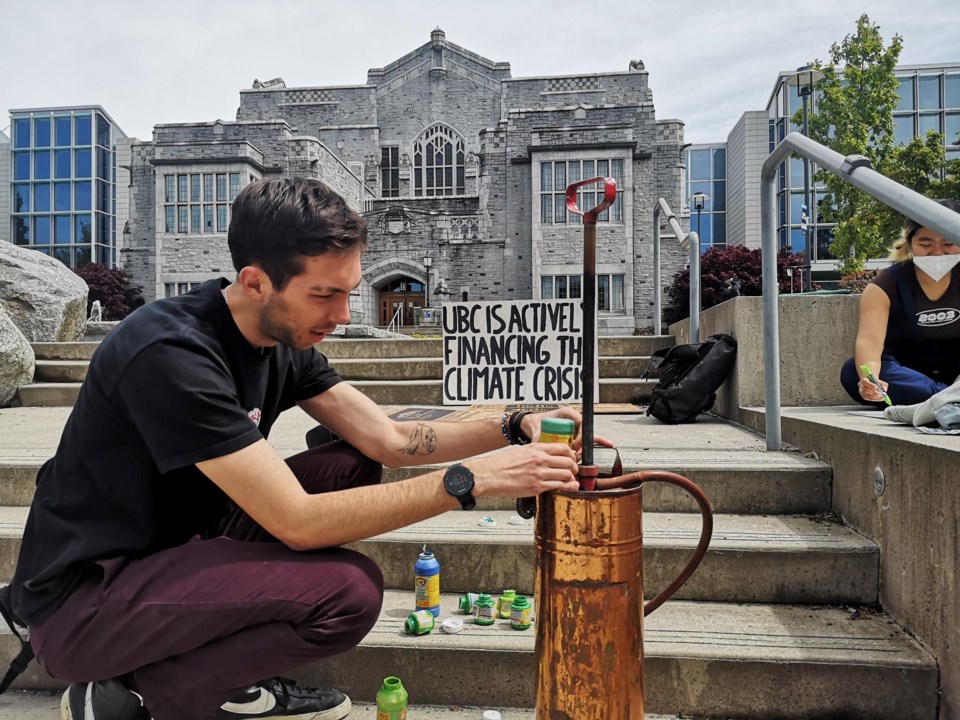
802,14 -> 903,274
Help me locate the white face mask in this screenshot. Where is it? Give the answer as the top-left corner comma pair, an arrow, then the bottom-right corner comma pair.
913,254 -> 960,282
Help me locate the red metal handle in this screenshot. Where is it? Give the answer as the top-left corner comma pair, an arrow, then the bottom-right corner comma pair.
565,176 -> 617,224
597,470 -> 713,616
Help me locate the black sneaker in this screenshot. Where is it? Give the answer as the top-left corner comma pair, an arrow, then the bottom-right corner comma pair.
213,677 -> 351,720
60,678 -> 151,719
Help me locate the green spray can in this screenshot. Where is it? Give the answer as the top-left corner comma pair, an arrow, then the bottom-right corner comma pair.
376,676 -> 408,720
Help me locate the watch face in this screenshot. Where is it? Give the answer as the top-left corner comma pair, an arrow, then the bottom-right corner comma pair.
445,465 -> 474,496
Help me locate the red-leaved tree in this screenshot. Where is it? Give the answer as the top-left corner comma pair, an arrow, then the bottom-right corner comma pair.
73,264 -> 145,321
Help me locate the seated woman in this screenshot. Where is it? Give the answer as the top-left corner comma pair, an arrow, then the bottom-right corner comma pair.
841,199 -> 960,406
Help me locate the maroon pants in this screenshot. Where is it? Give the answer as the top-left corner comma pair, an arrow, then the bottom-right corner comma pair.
29,442 -> 385,720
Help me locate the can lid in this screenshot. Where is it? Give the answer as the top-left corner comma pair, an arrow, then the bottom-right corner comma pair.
483,711 -> 502,720
501,589 -> 515,597
477,516 -> 497,528
508,515 -> 526,525
541,417 -> 575,435
441,617 -> 464,634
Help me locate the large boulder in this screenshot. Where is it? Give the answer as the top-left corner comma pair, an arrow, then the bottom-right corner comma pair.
0,242 -> 88,341
0,304 -> 35,407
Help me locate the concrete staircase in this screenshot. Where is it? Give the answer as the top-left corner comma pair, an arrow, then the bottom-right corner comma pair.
17,336 -> 668,408
0,337 -> 941,718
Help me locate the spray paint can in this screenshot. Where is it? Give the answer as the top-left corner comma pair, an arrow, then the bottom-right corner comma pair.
510,595 -> 533,630
458,592 -> 480,614
497,589 -> 516,619
474,593 -> 497,625
405,610 -> 436,636
414,545 -> 440,617
376,676 -> 408,720
539,417 -> 575,445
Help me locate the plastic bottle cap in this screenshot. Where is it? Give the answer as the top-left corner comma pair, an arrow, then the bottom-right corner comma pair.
508,515 -> 526,525
483,711 -> 502,720
441,617 -> 464,634
540,418 -> 575,435
478,516 -> 497,527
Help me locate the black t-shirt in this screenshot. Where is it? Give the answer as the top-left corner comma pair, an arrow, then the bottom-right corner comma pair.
871,261 -> 960,380
11,279 -> 341,626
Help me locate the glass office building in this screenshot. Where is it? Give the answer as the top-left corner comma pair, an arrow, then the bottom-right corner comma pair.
765,62 -> 960,277
684,144 -> 726,254
8,106 -> 126,268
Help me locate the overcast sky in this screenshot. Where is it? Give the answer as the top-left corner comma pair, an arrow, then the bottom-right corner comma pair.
1,0 -> 957,145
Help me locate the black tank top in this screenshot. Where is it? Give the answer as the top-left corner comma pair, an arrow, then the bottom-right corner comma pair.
871,261 -> 960,381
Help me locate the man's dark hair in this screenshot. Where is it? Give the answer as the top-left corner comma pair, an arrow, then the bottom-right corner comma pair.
228,177 -> 368,290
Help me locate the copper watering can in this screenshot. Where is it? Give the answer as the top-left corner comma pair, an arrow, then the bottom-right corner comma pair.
531,179 -> 714,719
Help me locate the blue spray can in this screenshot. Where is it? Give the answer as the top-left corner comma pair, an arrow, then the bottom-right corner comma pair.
414,545 -> 441,617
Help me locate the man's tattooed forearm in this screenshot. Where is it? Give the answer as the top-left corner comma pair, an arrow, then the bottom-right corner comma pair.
399,424 -> 438,455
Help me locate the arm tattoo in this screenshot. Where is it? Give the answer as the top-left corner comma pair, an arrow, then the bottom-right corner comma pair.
399,424 -> 438,456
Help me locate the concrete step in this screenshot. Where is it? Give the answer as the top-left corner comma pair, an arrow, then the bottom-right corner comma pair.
0,593 -> 936,719
14,384 -> 80,408
0,507 -> 876,604
344,511 -> 877,605
0,451 -> 831,515
33,360 -> 88,383
382,450 -> 832,516
30,342 -> 100,361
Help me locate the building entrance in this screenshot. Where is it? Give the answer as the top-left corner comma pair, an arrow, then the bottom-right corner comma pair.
378,277 -> 426,326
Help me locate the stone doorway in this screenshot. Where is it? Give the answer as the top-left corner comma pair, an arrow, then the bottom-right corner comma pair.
378,277 -> 425,326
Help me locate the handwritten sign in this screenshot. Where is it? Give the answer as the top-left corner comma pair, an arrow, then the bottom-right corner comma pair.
441,299 -> 597,405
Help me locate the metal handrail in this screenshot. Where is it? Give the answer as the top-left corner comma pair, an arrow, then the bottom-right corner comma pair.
653,198 -> 700,341
386,306 -> 403,334
761,131 -> 960,450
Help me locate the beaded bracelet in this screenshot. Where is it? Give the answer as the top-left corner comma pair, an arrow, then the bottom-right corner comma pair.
500,411 -> 513,445
509,411 -> 532,445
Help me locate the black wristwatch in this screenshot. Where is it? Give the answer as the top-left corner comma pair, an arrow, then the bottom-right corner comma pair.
443,464 -> 476,510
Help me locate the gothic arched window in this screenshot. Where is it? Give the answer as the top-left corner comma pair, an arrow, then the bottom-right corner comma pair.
413,124 -> 465,197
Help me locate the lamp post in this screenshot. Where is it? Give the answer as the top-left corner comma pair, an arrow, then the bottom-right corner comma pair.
690,192 -> 710,253
787,65 -> 824,292
422,255 -> 432,307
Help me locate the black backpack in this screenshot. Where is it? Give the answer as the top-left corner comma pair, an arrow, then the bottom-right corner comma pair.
0,584 -> 33,695
644,333 -> 738,424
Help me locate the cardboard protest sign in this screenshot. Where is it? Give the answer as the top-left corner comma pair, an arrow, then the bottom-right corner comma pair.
441,299 -> 598,405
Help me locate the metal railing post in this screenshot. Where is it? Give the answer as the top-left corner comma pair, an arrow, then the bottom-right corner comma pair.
653,198 -> 695,337
687,231 -> 700,344
760,131 -> 960,451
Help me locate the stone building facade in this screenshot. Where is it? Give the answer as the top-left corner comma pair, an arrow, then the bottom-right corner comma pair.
118,29 -> 690,333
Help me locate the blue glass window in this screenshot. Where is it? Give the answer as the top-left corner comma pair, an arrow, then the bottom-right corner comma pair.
712,181 -> 726,212
895,77 -> 915,112
946,75 -> 960,109
14,217 -> 30,245
165,207 -> 175,233
690,182 -> 711,211
893,115 -> 914,146
790,157 -> 805,187
75,149 -> 91,178
790,228 -> 807,255
55,215 -> 72,244
97,244 -> 111,266
54,247 -> 71,267
14,184 -> 30,213
919,113 -> 941,136
918,76 -> 940,111
97,213 -> 109,245
217,205 -> 228,232
97,148 -> 110,180
55,116 -> 71,146
34,183 -> 51,213
713,214 -> 726,248
75,181 -> 92,211
54,149 -> 71,179
34,216 -> 51,245
946,113 -> 960,147
13,118 -> 30,148
688,150 -> 710,181
696,217 -> 712,251
712,148 -> 726,177
34,117 -> 51,147
75,115 -> 92,145
75,215 -> 92,243
96,113 -> 110,147
791,193 -> 806,224
14,152 -> 30,180
34,151 -> 51,180
75,246 -> 92,267
54,183 -> 71,211
97,181 -> 109,213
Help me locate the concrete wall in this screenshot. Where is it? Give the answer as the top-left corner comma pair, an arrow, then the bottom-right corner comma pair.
738,408 -> 959,720
669,294 -> 860,422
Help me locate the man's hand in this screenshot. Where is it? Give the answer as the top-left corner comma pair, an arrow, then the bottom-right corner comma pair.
470,442 -> 580,499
